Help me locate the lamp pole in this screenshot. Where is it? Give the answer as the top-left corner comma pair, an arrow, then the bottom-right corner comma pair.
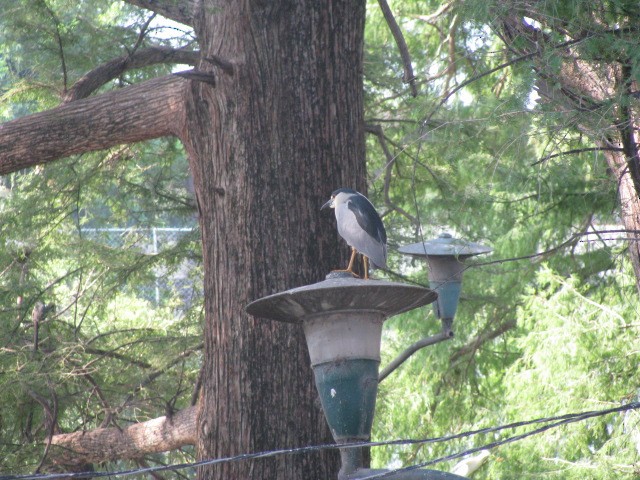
398,233 -> 492,334
377,234 -> 492,383
247,273 -> 467,479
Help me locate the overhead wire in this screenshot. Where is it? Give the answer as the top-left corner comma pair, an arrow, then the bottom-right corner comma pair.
2,401 -> 638,480
355,401 -> 640,478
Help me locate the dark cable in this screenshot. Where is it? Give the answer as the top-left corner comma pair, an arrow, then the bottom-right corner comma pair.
1,401 -> 637,480
358,401 -> 640,478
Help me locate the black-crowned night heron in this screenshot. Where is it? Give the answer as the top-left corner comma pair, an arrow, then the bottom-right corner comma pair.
321,188 -> 387,279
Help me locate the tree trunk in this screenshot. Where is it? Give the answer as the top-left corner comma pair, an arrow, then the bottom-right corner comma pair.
179,1 -> 367,478
0,1 -> 369,475
602,147 -> 640,292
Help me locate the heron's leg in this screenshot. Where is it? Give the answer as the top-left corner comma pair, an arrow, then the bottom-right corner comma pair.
332,248 -> 359,277
345,247 -> 357,273
363,256 -> 370,280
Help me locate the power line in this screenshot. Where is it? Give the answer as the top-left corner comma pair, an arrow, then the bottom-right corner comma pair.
358,401 -> 640,478
2,401 -> 637,480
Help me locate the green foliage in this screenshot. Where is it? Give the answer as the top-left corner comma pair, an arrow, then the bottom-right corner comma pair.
0,1 -> 200,474
0,147 -> 202,473
364,0 -> 640,478
1,0 -> 639,477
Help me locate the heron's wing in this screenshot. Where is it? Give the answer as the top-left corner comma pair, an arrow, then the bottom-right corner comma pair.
347,198 -> 386,245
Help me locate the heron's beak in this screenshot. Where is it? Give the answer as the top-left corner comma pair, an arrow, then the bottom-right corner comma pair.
321,198 -> 333,210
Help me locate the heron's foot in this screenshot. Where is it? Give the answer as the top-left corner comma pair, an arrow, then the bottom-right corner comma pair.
331,268 -> 360,278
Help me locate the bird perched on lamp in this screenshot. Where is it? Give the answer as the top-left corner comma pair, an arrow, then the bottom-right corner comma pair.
321,188 -> 387,279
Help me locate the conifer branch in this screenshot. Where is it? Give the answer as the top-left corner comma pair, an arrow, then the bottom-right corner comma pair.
63,46 -> 199,103
366,124 -> 420,225
532,147 -> 625,166
50,406 -> 197,467
449,319 -> 517,363
377,0 -> 418,97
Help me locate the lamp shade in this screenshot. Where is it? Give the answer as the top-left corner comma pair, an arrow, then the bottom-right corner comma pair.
246,276 -> 436,443
398,233 -> 491,326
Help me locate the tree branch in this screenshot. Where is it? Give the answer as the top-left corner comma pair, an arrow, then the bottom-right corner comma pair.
421,32 -> 595,126
124,0 -> 196,27
0,74 -> 188,175
131,13 -> 157,56
39,0 -> 68,92
63,46 -> 199,102
413,1 -> 454,24
377,0 -> 418,97
82,347 -> 152,369
27,385 -> 60,473
120,343 -> 204,411
378,330 -> 453,382
618,63 -> 640,194
449,319 -> 517,363
532,147 -> 625,166
50,406 -> 197,467
366,124 -> 420,225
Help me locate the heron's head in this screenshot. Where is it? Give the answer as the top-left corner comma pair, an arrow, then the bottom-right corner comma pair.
321,188 -> 358,210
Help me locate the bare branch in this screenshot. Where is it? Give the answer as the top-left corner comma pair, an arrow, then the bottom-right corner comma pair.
124,0 -> 196,27
443,13 -> 460,96
379,330 -> 453,382
449,319 -> 517,363
50,406 -> 197,466
413,1 -> 454,24
64,46 -> 199,102
38,0 -> 68,91
173,69 -> 217,86
27,385 -> 60,472
532,147 -> 625,166
205,55 -> 235,76
120,343 -> 204,410
131,13 -> 157,56
366,124 -> 420,225
0,75 -> 188,175
70,369 -> 117,430
82,347 -> 152,369
377,0 -> 418,97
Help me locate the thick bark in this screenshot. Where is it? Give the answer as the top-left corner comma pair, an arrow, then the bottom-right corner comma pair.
0,75 -> 187,175
0,2 -> 368,476
602,147 -> 640,290
50,406 -> 197,467
181,1 -> 367,478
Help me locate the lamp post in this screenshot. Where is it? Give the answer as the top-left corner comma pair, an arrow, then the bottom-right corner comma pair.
398,233 -> 492,334
377,234 -> 491,383
246,274 -> 466,480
